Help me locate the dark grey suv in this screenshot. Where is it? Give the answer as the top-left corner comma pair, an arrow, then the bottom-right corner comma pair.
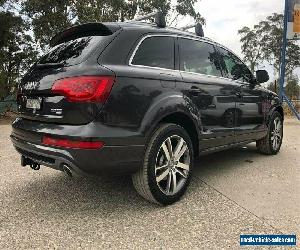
11,15 -> 283,205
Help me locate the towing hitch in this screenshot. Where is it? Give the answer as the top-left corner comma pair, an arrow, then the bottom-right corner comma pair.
30,163 -> 40,170
21,155 -> 40,170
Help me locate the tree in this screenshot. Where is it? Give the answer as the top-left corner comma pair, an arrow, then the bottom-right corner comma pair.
22,0 -> 74,49
22,0 -> 204,49
238,26 -> 263,72
267,76 -> 300,99
267,80 -> 279,94
285,75 -> 300,99
72,0 -> 137,24
257,13 -> 300,78
0,9 -> 38,100
238,13 -> 300,78
0,0 -> 205,101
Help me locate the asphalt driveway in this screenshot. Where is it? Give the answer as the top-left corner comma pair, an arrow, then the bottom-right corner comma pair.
0,118 -> 299,249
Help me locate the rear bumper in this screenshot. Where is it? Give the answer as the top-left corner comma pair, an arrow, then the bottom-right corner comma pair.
11,118 -> 145,175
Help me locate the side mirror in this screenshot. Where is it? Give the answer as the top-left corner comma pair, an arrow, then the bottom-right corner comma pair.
256,70 -> 269,84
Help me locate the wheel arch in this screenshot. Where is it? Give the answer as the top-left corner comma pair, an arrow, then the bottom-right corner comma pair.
151,112 -> 200,157
139,94 -> 202,157
275,105 -> 284,120
267,105 -> 284,125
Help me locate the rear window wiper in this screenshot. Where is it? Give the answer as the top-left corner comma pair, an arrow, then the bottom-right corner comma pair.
35,62 -> 66,69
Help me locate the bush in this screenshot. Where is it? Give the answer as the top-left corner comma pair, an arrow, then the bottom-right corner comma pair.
283,100 -> 300,117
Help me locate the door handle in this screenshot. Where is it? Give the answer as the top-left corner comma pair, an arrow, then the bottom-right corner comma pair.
159,73 -> 177,81
235,91 -> 242,98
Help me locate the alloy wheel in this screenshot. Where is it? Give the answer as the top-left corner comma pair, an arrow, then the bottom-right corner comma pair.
270,117 -> 282,151
155,135 -> 190,195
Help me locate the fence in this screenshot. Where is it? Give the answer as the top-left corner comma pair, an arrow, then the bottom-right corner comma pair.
0,96 -> 17,114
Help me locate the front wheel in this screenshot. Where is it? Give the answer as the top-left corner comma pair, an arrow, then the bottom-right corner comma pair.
132,123 -> 194,205
256,111 -> 283,155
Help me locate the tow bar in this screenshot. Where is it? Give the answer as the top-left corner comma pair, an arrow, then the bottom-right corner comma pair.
30,163 -> 40,170
21,155 -> 40,170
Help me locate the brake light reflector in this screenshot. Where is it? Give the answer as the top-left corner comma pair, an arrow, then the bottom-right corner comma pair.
42,135 -> 104,149
51,76 -> 115,102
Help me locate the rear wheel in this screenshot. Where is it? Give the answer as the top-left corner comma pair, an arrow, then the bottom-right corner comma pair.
256,111 -> 283,155
132,123 -> 194,205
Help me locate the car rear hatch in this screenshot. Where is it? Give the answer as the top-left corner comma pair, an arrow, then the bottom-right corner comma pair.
17,23 -> 121,125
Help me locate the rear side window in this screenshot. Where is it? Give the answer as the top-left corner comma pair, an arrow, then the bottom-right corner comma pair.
179,38 -> 222,77
39,36 -> 110,66
217,47 -> 253,83
131,36 -> 175,69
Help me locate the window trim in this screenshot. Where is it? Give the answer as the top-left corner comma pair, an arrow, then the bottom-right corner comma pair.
178,37 -> 223,78
128,34 -> 252,85
215,46 -> 254,85
129,35 -> 176,70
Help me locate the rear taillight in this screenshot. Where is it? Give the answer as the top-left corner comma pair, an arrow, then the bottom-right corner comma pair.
42,135 -> 104,149
51,76 -> 115,102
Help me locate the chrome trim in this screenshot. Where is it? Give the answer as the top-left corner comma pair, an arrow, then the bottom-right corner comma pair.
128,34 -> 217,67
178,70 -> 242,84
128,34 -> 251,86
128,63 -> 179,72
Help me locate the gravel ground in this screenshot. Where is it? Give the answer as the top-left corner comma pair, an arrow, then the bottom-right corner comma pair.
0,118 -> 299,249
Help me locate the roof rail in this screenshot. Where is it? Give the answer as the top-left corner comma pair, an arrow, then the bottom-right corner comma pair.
181,23 -> 204,37
131,11 -> 166,28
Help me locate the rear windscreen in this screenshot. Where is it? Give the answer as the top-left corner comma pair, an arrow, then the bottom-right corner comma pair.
38,36 -> 110,66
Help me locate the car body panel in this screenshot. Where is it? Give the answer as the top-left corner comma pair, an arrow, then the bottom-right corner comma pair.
11,22 -> 283,176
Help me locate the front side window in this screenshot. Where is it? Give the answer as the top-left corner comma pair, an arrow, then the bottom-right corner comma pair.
179,38 -> 222,77
217,47 -> 253,83
131,36 -> 174,69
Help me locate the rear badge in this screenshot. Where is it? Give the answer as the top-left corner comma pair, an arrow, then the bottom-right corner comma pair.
50,108 -> 62,115
23,81 -> 40,91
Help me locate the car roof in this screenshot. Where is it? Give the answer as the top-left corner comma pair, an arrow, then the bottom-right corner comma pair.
107,21 -> 234,54
116,21 -> 211,39
52,21 -> 236,56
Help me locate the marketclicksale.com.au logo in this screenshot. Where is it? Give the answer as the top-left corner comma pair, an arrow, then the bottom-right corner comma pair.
240,235 -> 296,246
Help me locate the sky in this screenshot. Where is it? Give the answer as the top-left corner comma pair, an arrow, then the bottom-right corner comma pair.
178,0 -> 300,81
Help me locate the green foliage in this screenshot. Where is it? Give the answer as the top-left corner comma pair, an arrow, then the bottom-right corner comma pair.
73,0 -> 137,23
238,13 -> 300,77
0,0 -> 204,100
285,75 -> 300,99
0,9 -> 38,100
267,76 -> 300,99
238,26 -> 263,72
22,0 -> 204,49
267,80 -> 279,94
22,0 -> 73,48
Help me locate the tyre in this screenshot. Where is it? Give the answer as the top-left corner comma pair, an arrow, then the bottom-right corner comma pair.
132,123 -> 194,205
256,111 -> 283,155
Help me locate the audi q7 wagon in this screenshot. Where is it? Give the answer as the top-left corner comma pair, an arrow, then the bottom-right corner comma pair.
11,14 -> 284,205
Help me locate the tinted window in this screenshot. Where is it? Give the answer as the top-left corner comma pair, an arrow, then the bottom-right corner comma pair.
217,47 -> 253,83
39,36 -> 109,66
131,36 -> 174,69
179,38 -> 222,77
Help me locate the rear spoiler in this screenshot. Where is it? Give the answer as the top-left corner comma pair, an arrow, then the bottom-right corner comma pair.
50,23 -> 121,47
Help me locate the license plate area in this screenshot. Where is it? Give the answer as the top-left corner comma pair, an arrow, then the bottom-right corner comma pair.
26,98 -> 42,110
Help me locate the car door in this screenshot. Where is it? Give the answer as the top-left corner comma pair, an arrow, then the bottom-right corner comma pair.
177,37 -> 238,150
216,47 -> 266,142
